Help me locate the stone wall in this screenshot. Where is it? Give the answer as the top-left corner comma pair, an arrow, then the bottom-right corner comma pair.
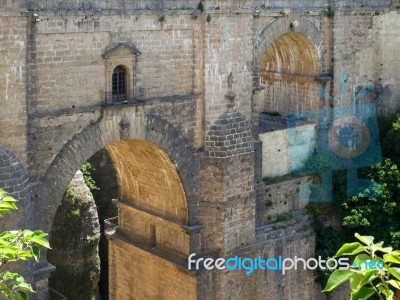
258,176 -> 312,225
1,2 -> 400,300
33,12 -> 196,110
221,236 -> 317,300
108,237 -> 197,300
259,121 -> 317,178
0,16 -> 28,163
333,10 -> 400,114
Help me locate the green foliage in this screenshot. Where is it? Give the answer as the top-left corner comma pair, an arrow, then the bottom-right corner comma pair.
280,8 -> 291,16
80,162 -> 99,192
253,9 -> 260,18
380,113 -> 400,166
206,14 -> 211,23
261,2 -> 270,10
301,151 -> 333,175
341,159 -> 400,249
263,173 -> 297,184
265,200 -> 273,208
323,233 -> 400,300
325,6 -> 335,18
290,20 -> 299,30
272,213 -> 292,223
158,15 -> 165,23
308,186 -> 347,286
0,189 -> 50,299
311,112 -> 400,288
197,1 -> 204,12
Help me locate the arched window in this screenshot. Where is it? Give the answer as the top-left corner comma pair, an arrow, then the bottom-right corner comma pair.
112,65 -> 127,101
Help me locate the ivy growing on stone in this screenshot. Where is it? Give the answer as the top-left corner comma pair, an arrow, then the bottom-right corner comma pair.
80,162 -> 100,192
0,189 -> 50,300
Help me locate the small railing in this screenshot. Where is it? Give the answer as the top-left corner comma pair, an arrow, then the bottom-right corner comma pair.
101,88 -> 146,105
48,288 -> 68,300
104,216 -> 118,235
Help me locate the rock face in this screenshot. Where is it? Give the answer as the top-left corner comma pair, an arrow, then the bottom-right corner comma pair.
88,149 -> 118,299
48,170 -> 100,300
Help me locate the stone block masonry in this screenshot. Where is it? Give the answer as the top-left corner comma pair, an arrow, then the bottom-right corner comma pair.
0,1 -> 399,299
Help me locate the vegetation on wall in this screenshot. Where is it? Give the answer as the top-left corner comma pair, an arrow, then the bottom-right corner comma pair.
323,233 -> 400,300
81,162 -> 100,192
197,1 -> 204,12
48,171 -> 100,300
311,111 -> 400,289
0,189 -> 50,300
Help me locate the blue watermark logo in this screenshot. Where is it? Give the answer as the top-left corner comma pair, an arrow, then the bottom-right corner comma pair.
188,254 -> 383,275
287,74 -> 382,202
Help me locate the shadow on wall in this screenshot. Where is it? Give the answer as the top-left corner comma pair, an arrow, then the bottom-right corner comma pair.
259,32 -> 321,116
47,148 -> 119,300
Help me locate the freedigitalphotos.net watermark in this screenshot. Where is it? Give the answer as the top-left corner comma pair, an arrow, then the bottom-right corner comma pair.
287,73 -> 383,203
188,253 -> 383,275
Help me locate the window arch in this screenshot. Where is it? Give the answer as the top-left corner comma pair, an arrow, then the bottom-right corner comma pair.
112,65 -> 127,101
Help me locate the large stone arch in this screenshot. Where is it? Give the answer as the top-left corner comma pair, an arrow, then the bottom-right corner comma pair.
35,112 -> 198,234
254,17 -> 324,74
254,17 -> 324,115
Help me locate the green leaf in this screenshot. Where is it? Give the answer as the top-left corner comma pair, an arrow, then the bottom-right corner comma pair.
31,246 -> 40,262
371,242 -> 392,253
384,253 -> 400,265
0,202 -> 17,210
336,242 -> 366,256
16,282 -> 33,292
354,254 -> 373,264
387,279 -> 400,289
377,283 -> 394,298
323,270 -> 354,292
350,273 -> 364,291
353,254 -> 374,272
17,291 -> 28,300
351,286 -> 375,300
22,230 -> 33,239
354,233 -> 374,246
350,270 -> 377,291
31,236 -> 50,249
389,267 -> 400,281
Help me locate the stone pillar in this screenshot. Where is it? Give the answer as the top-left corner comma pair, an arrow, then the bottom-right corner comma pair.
200,91 -> 256,254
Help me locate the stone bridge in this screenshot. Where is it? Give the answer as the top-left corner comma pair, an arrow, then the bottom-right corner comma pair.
1,0 -> 399,299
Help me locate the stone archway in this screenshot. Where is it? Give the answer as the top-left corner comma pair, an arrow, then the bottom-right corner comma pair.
36,113 -> 199,299
36,113 -> 197,233
259,32 -> 321,115
254,17 -> 323,116
107,140 -> 188,223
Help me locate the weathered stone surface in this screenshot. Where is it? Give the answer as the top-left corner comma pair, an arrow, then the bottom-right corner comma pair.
0,2 -> 400,299
87,149 -> 118,299
48,170 -> 100,300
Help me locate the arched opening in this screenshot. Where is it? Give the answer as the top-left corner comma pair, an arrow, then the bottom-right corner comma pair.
47,139 -> 195,300
259,32 -> 321,116
112,65 -> 127,102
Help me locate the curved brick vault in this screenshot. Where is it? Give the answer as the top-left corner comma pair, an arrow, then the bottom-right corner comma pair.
260,32 -> 321,77
254,17 -> 324,72
255,20 -> 323,115
107,140 -> 189,223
